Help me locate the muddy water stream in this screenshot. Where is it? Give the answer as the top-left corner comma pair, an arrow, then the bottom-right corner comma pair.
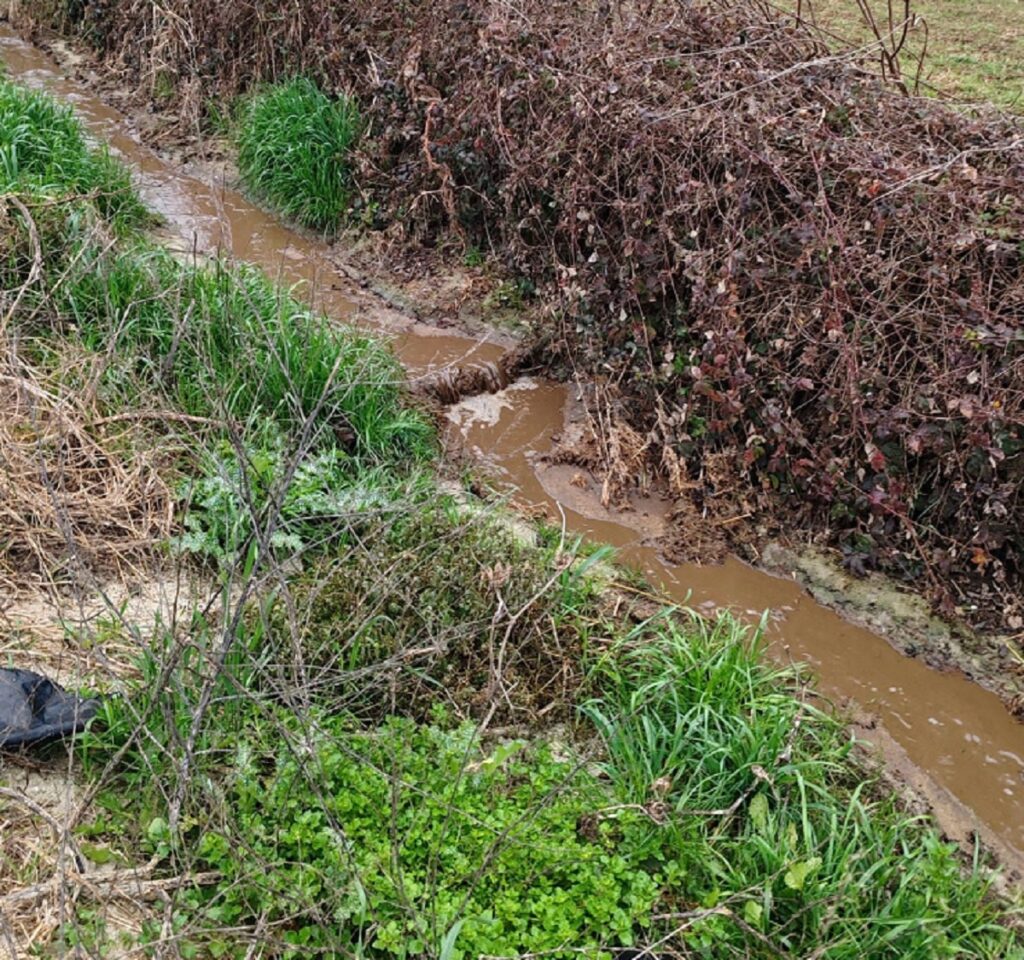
3,25 -> 1023,868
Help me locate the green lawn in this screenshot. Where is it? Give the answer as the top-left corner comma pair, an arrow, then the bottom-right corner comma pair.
790,0 -> 1024,108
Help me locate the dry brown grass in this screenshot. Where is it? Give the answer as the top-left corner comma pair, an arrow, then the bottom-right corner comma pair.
0,337 -> 175,597
0,761 -> 195,956
1,252 -> 198,956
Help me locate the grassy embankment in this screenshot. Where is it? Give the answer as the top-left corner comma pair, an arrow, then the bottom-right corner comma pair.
1,75 -> 1021,957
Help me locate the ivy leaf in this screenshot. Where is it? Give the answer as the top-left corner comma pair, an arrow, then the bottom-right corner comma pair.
79,841 -> 118,865
147,816 -> 170,844
743,900 -> 764,928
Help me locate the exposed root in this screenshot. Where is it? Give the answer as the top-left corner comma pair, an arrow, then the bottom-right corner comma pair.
410,357 -> 510,405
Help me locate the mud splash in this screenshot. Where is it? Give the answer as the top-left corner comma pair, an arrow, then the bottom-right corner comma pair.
3,24 -> 1023,872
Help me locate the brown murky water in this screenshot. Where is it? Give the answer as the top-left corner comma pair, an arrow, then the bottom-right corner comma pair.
3,26 -> 1022,866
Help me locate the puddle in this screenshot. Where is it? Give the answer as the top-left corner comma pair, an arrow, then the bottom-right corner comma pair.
3,24 -> 1023,869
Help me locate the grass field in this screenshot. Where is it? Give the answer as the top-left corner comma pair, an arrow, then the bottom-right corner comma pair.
793,0 -> 1024,108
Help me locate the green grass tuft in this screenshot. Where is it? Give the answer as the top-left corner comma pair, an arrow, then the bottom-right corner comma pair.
57,243 -> 431,458
583,614 -> 1018,958
235,77 -> 360,232
0,77 -> 149,231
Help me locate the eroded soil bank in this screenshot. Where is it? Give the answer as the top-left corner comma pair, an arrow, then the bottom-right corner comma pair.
2,22 -> 1023,876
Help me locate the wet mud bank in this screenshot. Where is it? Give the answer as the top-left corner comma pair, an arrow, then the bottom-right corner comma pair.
761,543 -> 1024,718
2,22 -> 1024,876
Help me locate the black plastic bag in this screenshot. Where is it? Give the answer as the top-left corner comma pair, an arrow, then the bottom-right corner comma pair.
0,668 -> 100,749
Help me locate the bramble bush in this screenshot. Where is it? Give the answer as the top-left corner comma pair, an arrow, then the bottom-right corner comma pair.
61,0 -> 1024,624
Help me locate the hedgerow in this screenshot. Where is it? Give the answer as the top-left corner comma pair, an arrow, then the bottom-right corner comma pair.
46,0 -> 1024,625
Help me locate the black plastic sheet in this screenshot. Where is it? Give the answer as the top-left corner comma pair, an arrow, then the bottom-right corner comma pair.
0,668 -> 100,749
